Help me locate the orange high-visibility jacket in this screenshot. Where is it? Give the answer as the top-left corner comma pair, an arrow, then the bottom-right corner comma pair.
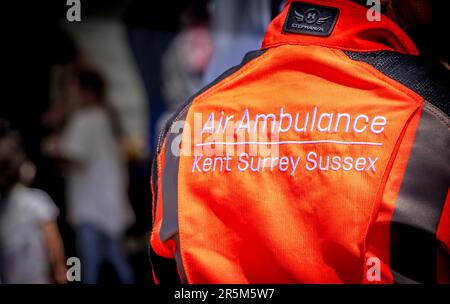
151,0 -> 450,283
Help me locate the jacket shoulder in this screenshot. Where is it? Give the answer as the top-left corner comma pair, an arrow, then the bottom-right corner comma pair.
344,50 -> 450,117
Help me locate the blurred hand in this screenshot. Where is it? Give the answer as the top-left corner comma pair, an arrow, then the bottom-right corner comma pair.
54,264 -> 68,284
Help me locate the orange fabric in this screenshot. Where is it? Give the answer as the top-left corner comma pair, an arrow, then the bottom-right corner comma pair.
363,105 -> 422,284
436,189 -> 450,276
437,189 -> 450,283
263,0 -> 419,55
437,189 -> 450,253
152,270 -> 160,284
151,0 -> 428,283
177,45 -> 421,283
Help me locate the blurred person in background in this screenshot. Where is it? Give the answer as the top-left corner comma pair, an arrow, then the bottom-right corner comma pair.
0,121 -> 67,284
158,0 -> 213,134
202,0 -> 273,84
43,70 -> 135,284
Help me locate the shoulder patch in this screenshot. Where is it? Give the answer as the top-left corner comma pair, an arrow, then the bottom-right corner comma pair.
283,1 -> 339,37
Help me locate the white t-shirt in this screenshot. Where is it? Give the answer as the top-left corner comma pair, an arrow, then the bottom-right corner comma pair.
60,106 -> 133,237
0,185 -> 59,284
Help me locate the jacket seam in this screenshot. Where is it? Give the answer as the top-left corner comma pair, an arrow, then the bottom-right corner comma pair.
423,101 -> 450,128
262,41 -> 402,54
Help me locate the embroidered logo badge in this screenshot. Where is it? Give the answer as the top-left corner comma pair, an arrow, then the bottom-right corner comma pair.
283,2 -> 339,36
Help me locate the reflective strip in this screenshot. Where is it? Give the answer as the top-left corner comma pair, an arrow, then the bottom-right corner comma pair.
160,117 -> 188,283
160,127 -> 184,243
390,102 -> 450,283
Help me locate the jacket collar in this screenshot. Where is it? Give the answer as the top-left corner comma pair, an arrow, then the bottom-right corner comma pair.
262,0 -> 419,55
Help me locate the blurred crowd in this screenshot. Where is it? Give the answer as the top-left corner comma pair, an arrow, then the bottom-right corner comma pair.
0,0 -> 284,284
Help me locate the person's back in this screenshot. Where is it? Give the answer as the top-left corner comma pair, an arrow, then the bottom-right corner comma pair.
151,0 -> 449,283
0,185 -> 59,284
0,124 -> 66,284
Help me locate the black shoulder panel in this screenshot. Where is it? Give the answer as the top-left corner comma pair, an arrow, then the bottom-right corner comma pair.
344,51 -> 450,116
346,50 -> 450,284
